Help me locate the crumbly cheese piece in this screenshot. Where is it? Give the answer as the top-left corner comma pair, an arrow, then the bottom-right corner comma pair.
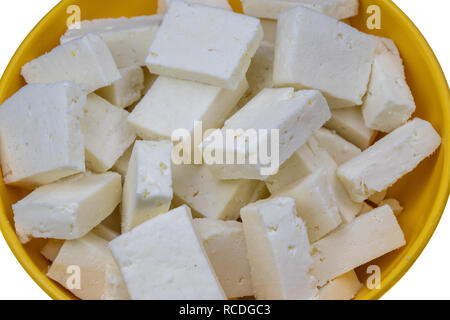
311,205 -> 406,285
96,66 -> 145,108
48,233 -> 129,300
368,189 -> 387,204
274,169 -> 341,242
41,239 -> 65,262
325,107 -> 376,149
13,172 -> 122,243
158,0 -> 232,13
109,205 -> 226,300
193,218 -> 253,298
92,224 -> 120,241
22,34 -> 121,93
241,197 -> 318,299
172,163 -> 259,220
274,6 -> 377,107
0,82 -> 86,188
260,19 -> 277,45
61,15 -> 162,68
313,128 -> 361,165
337,118 -> 441,202
122,140 -> 173,233
147,0 -> 263,90
81,94 -> 136,173
204,89 -> 331,180
316,270 -> 362,300
128,76 -> 248,140
362,37 -> 415,132
112,144 -> 133,178
379,199 -> 403,216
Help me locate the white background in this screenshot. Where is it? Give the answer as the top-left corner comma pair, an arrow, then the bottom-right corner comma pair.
0,0 -> 448,300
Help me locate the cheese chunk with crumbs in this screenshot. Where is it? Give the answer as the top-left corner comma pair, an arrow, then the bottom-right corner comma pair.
313,128 -> 361,165
241,197 -> 318,300
22,34 -> 121,93
193,218 -> 253,298
0,82 -> 86,188
41,239 -> 64,262
158,0 -> 232,13
122,140 -> 173,232
109,205 -> 226,300
337,118 -> 441,202
128,76 -> 248,140
81,94 -> 136,173
316,270 -> 362,300
13,172 -> 122,243
311,205 -> 405,285
274,6 -> 377,107
147,0 -> 263,90
48,233 -> 129,300
61,15 -> 162,68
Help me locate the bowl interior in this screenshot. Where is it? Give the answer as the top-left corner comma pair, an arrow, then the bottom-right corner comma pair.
0,0 -> 448,300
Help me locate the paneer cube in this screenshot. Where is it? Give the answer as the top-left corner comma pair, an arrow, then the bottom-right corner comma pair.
313,128 -> 361,165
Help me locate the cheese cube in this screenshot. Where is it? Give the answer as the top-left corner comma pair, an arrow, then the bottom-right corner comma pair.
60,15 -> 162,68
47,233 -> 129,300
128,76 -> 248,140
81,94 -> 136,173
147,0 -> 263,90
122,140 -> 173,233
13,172 -> 122,243
193,218 -> 253,298
311,205 -> 406,285
22,34 -> 121,93
109,205 -> 226,300
325,107 -> 376,149
41,239 -> 64,262
92,224 -> 120,241
316,270 -> 362,300
313,128 -> 361,165
158,0 -> 232,13
241,197 -> 318,299
260,19 -> 277,45
96,66 -> 145,108
274,6 -> 377,107
368,189 -> 387,204
0,82 -> 86,188
112,144 -> 133,178
337,118 -> 441,202
379,199 -> 403,216
172,163 -> 259,220
274,169 -> 341,242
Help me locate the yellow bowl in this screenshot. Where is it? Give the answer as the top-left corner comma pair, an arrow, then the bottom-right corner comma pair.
0,0 -> 449,300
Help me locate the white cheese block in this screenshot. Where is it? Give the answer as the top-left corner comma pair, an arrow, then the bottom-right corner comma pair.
337,118 -> 441,202
47,233 -> 129,300
158,0 -> 232,13
274,169 -> 341,242
313,128 -> 361,165
41,239 -> 64,262
0,82 -> 86,188
122,140 -> 173,233
112,144 -> 134,178
311,205 -> 406,285
379,198 -> 403,216
109,205 -> 226,300
193,218 -> 253,298
92,224 -> 120,241
60,15 -> 162,68
172,163 -> 259,220
22,34 -> 121,93
260,19 -> 277,45
368,189 -> 387,204
13,172 -> 122,243
325,107 -> 376,150
81,94 -> 136,173
241,197 -> 318,299
316,270 -> 362,300
274,6 -> 377,107
147,0 -> 263,90
128,76 -> 248,140
96,66 -> 145,108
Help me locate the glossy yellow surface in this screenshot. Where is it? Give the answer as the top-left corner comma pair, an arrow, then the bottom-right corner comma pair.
0,0 -> 448,300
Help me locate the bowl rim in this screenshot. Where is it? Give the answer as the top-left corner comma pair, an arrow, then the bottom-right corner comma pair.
0,0 -> 449,300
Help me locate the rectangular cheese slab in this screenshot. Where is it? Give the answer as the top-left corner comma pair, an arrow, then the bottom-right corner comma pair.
122,140 -> 173,232
48,233 -> 129,300
158,0 -> 232,13
109,205 -> 226,300
337,118 -> 441,202
22,34 -> 121,93
313,128 -> 361,165
147,0 -> 263,90
274,6 -> 377,107
241,197 -> 318,299
0,82 -> 86,188
193,218 -> 253,298
311,205 -> 406,285
81,94 -> 136,173
61,15 -> 162,68
316,270 -> 362,300
13,172 -> 122,243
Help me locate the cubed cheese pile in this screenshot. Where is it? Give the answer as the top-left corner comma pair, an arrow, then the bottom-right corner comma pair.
0,0 -> 441,300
